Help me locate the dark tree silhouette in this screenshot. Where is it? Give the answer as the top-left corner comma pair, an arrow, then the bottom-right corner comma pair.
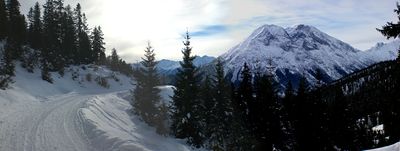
0,0 -> 7,40
132,42 -> 162,129
91,26 -> 106,64
171,31 -> 204,148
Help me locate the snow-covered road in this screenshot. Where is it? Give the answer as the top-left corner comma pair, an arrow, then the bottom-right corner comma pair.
0,92 -> 95,151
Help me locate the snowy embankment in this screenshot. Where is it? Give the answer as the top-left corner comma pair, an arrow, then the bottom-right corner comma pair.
366,142 -> 400,151
79,89 -> 194,151
0,63 -> 195,151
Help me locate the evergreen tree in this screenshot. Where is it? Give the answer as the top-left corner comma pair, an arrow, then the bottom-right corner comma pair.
41,57 -> 52,83
91,26 -> 106,64
293,75 -> 312,150
6,0 -> 26,58
74,4 -> 92,64
329,86 -> 355,150
377,1 -> 400,143
78,30 -> 92,64
60,5 -> 77,64
53,0 -> 66,74
109,48 -> 119,71
0,41 -> 15,89
252,71 -> 284,150
283,80 -> 295,119
208,58 -> 234,150
0,0 -> 7,40
74,3 -> 83,34
132,42 -> 162,129
43,0 -> 59,69
27,2 -> 42,49
199,75 -> 213,147
229,62 -> 256,150
171,31 -> 203,147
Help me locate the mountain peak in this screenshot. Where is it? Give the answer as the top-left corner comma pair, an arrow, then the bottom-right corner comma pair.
292,24 -> 319,31
220,24 -> 367,88
251,24 -> 288,39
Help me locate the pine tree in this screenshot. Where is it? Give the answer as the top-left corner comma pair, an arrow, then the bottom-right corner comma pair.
293,75 -> 312,150
171,31 -> 203,147
283,80 -> 295,119
78,30 -> 92,64
252,71 -> 283,150
198,74 -> 216,149
59,5 -> 77,64
91,26 -> 106,64
43,0 -> 59,70
74,3 -> 83,34
228,62 -> 256,150
27,2 -> 42,50
41,57 -> 52,83
132,42 -> 162,128
6,0 -> 26,58
237,62 -> 252,124
377,2 -> 400,143
0,41 -> 15,89
207,58 -> 234,150
53,0 -> 66,74
329,86 -> 355,150
74,4 -> 92,64
0,0 -> 7,40
109,48 -> 119,71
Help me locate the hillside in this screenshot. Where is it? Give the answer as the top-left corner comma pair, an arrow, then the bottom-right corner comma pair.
0,63 -> 195,151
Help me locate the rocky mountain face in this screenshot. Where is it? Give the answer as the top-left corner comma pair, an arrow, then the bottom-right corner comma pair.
220,24 -> 373,88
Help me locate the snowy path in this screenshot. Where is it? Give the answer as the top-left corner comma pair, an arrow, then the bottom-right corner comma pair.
0,65 -> 195,151
0,92 -> 95,151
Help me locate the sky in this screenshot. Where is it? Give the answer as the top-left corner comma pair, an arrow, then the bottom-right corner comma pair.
21,0 -> 399,62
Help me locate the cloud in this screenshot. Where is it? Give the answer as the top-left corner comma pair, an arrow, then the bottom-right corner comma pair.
20,0 -> 400,62
192,25 -> 229,37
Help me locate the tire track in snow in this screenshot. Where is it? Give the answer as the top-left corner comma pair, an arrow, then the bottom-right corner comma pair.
0,93 -> 96,151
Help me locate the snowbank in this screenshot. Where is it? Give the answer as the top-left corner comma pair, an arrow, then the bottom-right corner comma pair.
79,89 -> 197,151
366,142 -> 400,151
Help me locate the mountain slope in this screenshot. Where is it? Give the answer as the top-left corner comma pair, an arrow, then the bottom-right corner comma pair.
220,24 -> 372,88
156,55 -> 215,74
361,39 -> 400,63
143,55 -> 216,84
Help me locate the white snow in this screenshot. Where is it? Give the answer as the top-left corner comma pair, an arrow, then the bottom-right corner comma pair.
0,63 -> 196,151
372,124 -> 384,132
366,142 -> 400,151
361,39 -> 400,63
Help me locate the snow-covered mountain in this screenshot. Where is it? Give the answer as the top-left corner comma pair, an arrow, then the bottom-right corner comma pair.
220,24 -> 372,88
156,55 -> 216,74
361,39 -> 400,63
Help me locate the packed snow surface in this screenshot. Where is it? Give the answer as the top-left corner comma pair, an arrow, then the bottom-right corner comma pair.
366,142 -> 400,151
0,64 -> 194,151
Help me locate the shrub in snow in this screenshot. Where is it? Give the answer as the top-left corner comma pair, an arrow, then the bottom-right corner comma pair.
21,47 -> 38,73
71,70 -> 79,81
86,73 -> 92,82
95,76 -> 109,88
